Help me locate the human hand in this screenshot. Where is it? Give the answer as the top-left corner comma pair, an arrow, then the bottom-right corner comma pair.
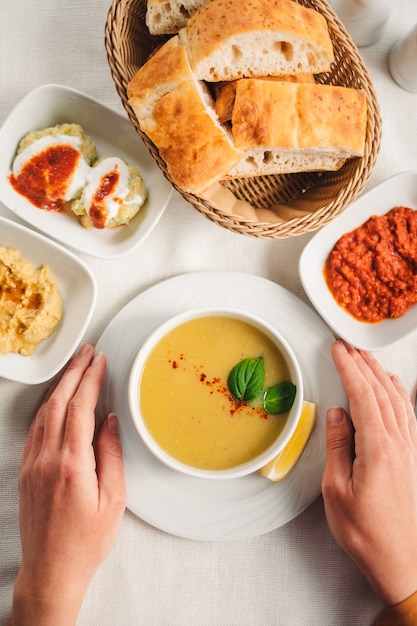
11,344 -> 126,626
322,340 -> 417,607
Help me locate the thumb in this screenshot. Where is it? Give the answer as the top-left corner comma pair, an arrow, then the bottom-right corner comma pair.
95,413 -> 126,510
323,406 -> 355,486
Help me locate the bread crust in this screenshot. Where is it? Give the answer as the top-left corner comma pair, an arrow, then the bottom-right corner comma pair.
128,37 -> 242,194
127,37 -> 189,104
214,73 -> 316,123
180,0 -> 334,81
231,80 -> 367,154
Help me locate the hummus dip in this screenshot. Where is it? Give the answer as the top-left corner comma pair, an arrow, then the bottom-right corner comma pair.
0,246 -> 63,356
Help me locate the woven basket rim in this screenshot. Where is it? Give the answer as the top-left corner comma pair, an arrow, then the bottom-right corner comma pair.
105,0 -> 382,239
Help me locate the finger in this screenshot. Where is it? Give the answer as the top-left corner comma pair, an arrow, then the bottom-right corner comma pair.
322,406 -> 355,494
331,342 -> 386,439
42,344 -> 95,450
95,414 -> 126,515
62,352 -> 107,454
356,350 -> 411,437
391,374 -> 417,446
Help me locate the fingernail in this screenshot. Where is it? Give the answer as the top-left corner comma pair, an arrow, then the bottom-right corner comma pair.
391,373 -> 405,390
107,412 -> 119,434
326,406 -> 344,425
78,343 -> 90,355
93,352 -> 104,364
335,340 -> 348,352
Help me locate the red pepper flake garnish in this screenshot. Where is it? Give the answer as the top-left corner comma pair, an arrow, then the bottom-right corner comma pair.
170,351 -> 270,419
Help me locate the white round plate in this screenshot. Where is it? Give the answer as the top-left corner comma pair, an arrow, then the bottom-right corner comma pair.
96,272 -> 346,541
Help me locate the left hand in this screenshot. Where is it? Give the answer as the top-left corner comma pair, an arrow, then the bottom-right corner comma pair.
12,344 -> 126,626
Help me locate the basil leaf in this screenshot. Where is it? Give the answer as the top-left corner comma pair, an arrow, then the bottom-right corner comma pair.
227,357 -> 265,401
262,381 -> 296,414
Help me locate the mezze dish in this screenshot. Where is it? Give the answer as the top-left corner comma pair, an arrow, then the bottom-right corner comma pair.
0,216 -> 96,384
299,172 -> 417,351
9,123 -> 147,229
325,205 -> 417,323
128,308 -> 303,480
0,246 -> 62,356
0,84 -> 172,259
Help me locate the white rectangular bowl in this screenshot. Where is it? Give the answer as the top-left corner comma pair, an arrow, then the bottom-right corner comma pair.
299,171 -> 417,351
0,84 -> 172,259
0,216 -> 96,383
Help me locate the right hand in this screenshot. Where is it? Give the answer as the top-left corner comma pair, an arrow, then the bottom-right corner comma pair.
322,340 -> 417,606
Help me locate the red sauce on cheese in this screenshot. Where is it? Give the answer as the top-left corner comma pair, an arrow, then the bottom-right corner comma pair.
88,169 -> 120,229
9,144 -> 81,211
325,206 -> 417,323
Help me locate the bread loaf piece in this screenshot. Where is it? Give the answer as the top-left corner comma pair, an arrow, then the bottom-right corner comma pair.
227,79 -> 367,177
229,148 -> 347,177
146,0 -> 210,35
178,0 -> 334,81
127,36 -> 190,107
214,73 -> 316,124
127,37 -> 243,194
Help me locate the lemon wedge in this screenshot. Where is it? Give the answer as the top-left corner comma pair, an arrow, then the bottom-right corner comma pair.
259,401 -> 317,482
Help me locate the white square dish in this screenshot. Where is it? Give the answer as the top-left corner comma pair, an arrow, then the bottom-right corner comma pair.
0,84 -> 172,259
0,216 -> 96,384
299,171 -> 417,351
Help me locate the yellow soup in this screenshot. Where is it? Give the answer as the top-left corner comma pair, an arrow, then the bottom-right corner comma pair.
139,315 -> 292,470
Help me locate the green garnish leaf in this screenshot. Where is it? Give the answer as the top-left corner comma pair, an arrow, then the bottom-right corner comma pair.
262,381 -> 296,415
227,357 -> 265,401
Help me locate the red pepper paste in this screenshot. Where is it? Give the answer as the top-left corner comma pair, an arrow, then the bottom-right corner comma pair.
9,144 -> 81,211
88,169 -> 120,229
324,206 -> 417,323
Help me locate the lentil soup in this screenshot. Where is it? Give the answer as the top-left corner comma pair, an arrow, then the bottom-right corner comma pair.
138,315 -> 291,470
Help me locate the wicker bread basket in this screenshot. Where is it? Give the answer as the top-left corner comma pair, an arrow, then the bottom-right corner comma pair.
105,0 -> 382,238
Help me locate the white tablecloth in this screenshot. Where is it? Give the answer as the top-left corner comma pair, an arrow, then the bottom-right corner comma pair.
1,2 -> 417,624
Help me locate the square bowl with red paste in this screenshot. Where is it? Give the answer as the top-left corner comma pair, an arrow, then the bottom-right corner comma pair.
299,171 -> 417,351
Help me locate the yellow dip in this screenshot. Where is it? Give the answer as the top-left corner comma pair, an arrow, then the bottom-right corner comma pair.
0,246 -> 63,356
139,315 -> 291,470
